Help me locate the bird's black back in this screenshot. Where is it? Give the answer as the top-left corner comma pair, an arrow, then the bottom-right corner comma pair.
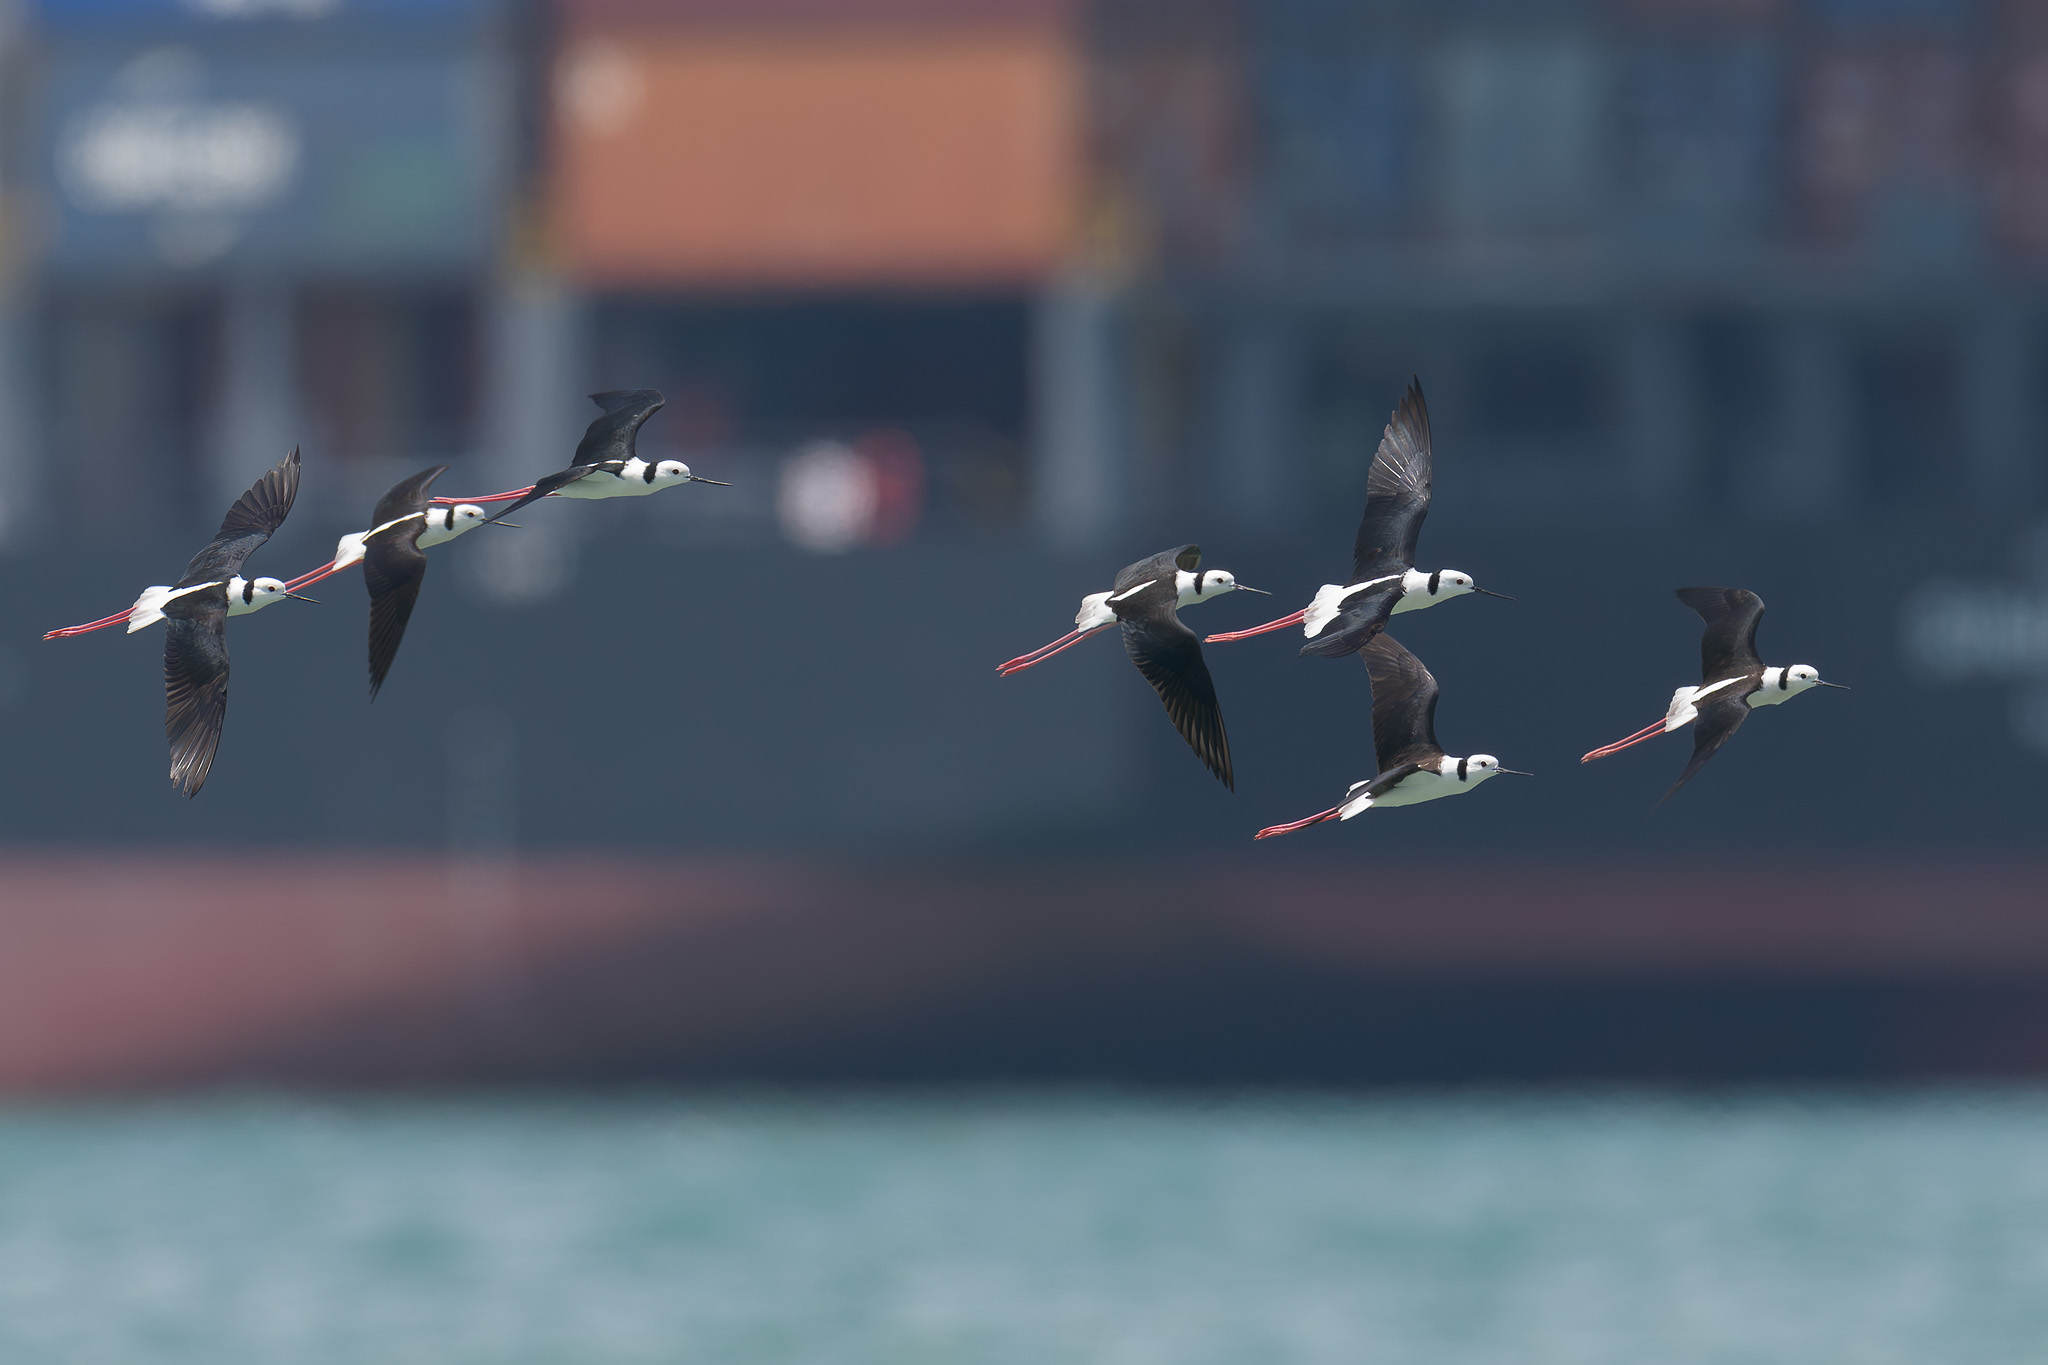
363,465 -> 449,698
572,389 -> 665,468
1361,634 -> 1444,772
1676,586 -> 1766,683
1350,380 -> 1432,583
1114,544 -> 1200,595
177,447 -> 301,586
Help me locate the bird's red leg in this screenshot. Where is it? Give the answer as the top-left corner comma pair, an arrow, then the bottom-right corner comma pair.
1206,608 -> 1309,644
997,626 -> 1110,676
430,485 -> 535,506
1581,718 -> 1675,763
1254,804 -> 1344,840
43,609 -> 135,640
284,559 -> 356,593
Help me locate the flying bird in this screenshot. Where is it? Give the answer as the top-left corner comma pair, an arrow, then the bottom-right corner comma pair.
1255,634 -> 1528,838
268,466 -> 501,697
998,544 -> 1265,788
280,484 -> 498,603
471,389 -> 729,522
44,452 -> 315,641
1206,379 -> 1507,655
143,449 -> 309,797
1580,587 -> 1846,801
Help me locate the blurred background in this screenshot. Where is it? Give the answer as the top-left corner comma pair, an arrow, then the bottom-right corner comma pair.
4,0 -> 2048,1359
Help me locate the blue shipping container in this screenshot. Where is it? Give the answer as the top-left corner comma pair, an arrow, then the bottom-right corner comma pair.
37,45 -> 505,272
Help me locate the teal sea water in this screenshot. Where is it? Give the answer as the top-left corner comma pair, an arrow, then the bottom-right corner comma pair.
1,1091 -> 2046,1364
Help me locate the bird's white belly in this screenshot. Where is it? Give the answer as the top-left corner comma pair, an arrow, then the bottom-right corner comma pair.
1371,770 -> 1462,808
556,471 -> 650,500
1339,768 -> 1461,817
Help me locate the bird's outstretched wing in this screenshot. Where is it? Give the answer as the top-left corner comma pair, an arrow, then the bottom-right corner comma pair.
164,608 -> 231,798
179,447 -> 301,585
1113,544 -> 1199,596
1676,586 -> 1766,685
370,464 -> 447,528
1122,613 -> 1233,789
1351,380 -> 1432,582
482,463 -> 614,522
1662,695 -> 1751,802
362,465 -> 448,698
574,389 -> 665,466
364,534 -> 428,699
1298,581 -> 1401,659
1362,634 -> 1442,772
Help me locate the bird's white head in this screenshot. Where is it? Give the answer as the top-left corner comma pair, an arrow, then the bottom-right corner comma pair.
1176,567 -> 1269,606
1404,568 -> 1511,608
1779,664 -> 1847,697
418,503 -> 494,548
651,459 -> 733,488
234,576 -> 314,613
1454,754 -> 1532,785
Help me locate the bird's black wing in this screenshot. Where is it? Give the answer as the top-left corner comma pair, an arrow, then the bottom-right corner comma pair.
1113,544 -> 1199,595
1350,379 -> 1432,583
1677,586 -> 1766,685
1361,634 -> 1443,773
1299,581 -> 1402,659
164,606 -> 231,798
362,464 -> 448,697
1662,693 -> 1754,802
1346,761 -> 1427,804
364,531 -> 430,701
370,464 -> 448,527
178,447 -> 301,586
479,459 -> 623,523
1118,586 -> 1232,789
574,389 -> 665,466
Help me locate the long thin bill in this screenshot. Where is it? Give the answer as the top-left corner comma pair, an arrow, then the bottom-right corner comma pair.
1206,608 -> 1309,644
1581,718 -> 1672,763
997,626 -> 1107,675
1254,804 -> 1344,840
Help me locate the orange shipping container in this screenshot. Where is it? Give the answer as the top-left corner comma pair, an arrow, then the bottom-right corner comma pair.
553,20 -> 1083,286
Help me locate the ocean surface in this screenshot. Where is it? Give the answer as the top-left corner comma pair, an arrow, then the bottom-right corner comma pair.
0,1091 -> 2045,1364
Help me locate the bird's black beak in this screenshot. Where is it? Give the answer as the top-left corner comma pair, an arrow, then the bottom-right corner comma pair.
1494,767 -> 1534,777
1233,584 -> 1271,595
690,476 -> 733,486
286,592 -> 319,604
1816,680 -> 1850,690
1473,588 -> 1515,601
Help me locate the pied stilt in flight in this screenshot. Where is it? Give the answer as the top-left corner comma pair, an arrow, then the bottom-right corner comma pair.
1255,634 -> 1528,839
45,449 -> 317,641
1580,586 -> 1847,801
1206,379 -> 1507,655
57,449 -> 312,796
275,465 -> 503,698
998,544 -> 1266,789
465,389 -> 730,521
